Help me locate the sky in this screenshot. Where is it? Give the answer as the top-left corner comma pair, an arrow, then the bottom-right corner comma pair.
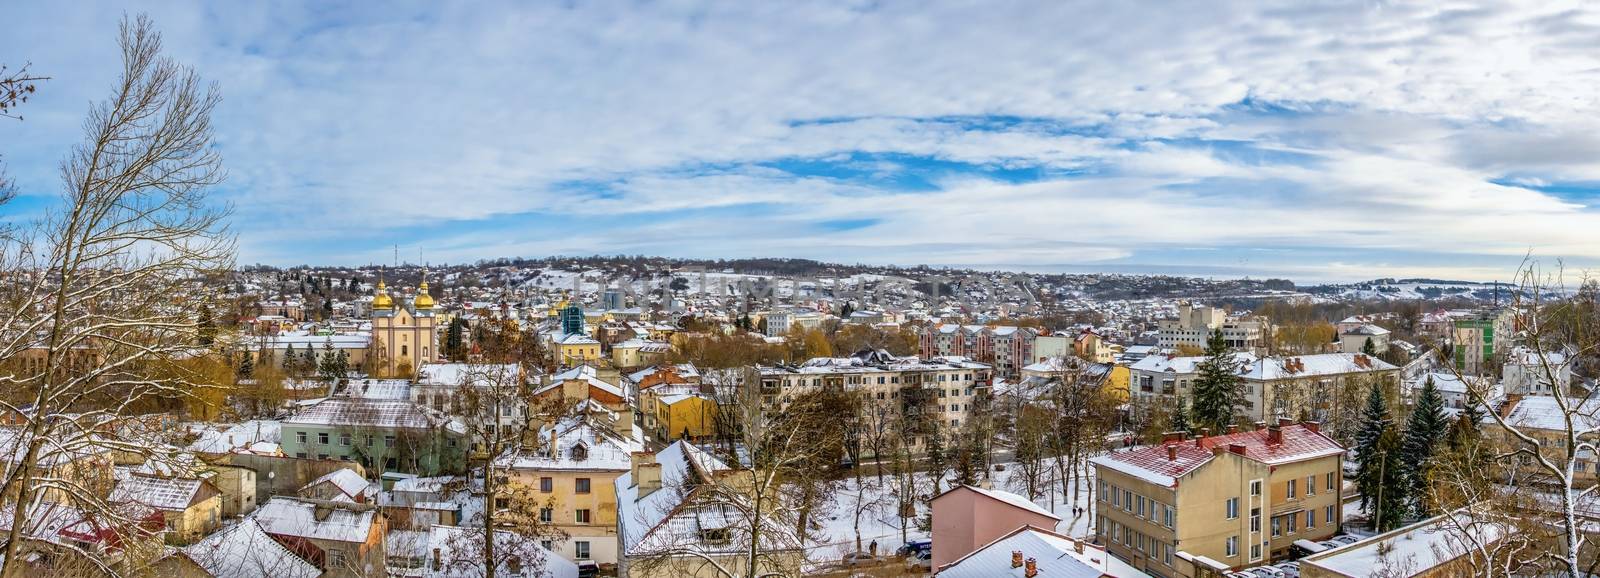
5,1 -> 1600,283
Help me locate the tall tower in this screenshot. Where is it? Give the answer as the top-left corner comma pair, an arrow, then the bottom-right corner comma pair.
370,268 -> 437,378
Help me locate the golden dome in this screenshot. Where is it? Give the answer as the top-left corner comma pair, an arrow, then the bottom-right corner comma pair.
372,275 -> 394,310
414,270 -> 435,309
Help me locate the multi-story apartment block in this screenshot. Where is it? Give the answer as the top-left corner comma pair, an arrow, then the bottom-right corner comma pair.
757,350 -> 992,454
1155,303 -> 1270,352
1090,421 -> 1345,577
1451,308 -> 1515,376
499,413 -> 644,567
280,398 -> 466,478
1129,352 -> 1400,423
921,324 -> 1037,379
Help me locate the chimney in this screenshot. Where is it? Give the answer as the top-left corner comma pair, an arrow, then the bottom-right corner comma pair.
1011,551 -> 1024,568
1226,424 -> 1239,434
1277,417 -> 1293,428
1025,557 -> 1038,578
1167,444 -> 1178,461
614,406 -> 636,439
638,462 -> 663,496
1254,421 -> 1267,431
1267,425 -> 1283,445
1199,427 -> 1210,439
549,428 -> 559,459
1162,431 -> 1184,443
432,547 -> 442,571
1228,443 -> 1247,455
630,451 -> 656,485
1303,421 -> 1320,433
1501,394 -> 1523,418
1073,538 -> 1083,554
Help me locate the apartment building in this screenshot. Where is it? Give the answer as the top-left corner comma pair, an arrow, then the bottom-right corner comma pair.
499,413 -> 644,567
1155,303 -> 1269,352
1129,353 -> 1400,423
1451,308 -> 1515,376
757,350 -> 992,452
921,324 -> 1038,379
1090,421 -> 1344,578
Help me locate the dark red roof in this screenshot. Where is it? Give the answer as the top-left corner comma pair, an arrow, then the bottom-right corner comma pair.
1098,424 -> 1344,482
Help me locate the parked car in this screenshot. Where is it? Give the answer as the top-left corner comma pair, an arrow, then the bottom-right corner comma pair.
897,538 -> 933,557
905,549 -> 933,570
1253,567 -> 1286,578
1331,534 -> 1362,546
1274,562 -> 1301,578
843,552 -> 880,567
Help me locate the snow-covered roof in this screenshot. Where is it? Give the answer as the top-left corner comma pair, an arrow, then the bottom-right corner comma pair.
110,475 -> 207,511
253,497 -> 378,544
540,365 -> 625,399
185,420 -> 281,455
1240,353 -> 1398,380
285,398 -> 463,433
497,416 -> 643,472
1091,424 -> 1343,488
1342,324 -> 1390,336
935,525 -> 1144,578
1129,352 -> 1256,375
343,379 -> 412,400
1503,395 -> 1600,432
616,441 -> 737,555
179,519 -> 320,578
304,468 -> 373,500
961,485 -> 1061,521
417,363 -> 521,388
1302,509 -> 1507,577
425,524 -> 578,578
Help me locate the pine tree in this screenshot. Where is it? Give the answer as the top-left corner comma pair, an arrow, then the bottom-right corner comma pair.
924,429 -> 947,494
1191,329 -> 1242,432
1400,376 -> 1449,515
1369,425 -> 1407,532
284,344 -> 298,377
317,339 -> 338,381
1355,382 -> 1394,516
1361,336 -> 1377,356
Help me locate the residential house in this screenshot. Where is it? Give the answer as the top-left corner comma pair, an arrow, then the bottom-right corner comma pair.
498,412 -> 644,567
253,496 -> 388,578
151,518 -> 320,578
1090,421 -> 1345,576
109,473 -> 222,545
615,441 -> 804,578
1338,324 -> 1389,354
930,485 -> 1061,571
280,398 -> 467,478
423,524 -> 579,578
934,525 -> 1147,577
299,468 -> 376,503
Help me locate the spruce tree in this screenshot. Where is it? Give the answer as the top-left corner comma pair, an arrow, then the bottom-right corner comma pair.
1369,425 -> 1407,532
1169,399 -> 1191,434
196,305 -> 216,346
236,351 -> 253,380
284,344 -> 298,377
1355,382 -> 1394,516
1191,329 -> 1242,433
1361,336 -> 1377,356
925,429 -> 947,494
1400,376 -> 1449,515
445,318 -> 466,361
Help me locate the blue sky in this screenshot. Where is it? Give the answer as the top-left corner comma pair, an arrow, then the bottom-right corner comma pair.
5,2 -> 1600,283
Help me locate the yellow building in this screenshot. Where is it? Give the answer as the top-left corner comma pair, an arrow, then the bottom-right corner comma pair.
611,339 -> 670,369
110,474 -> 223,545
1091,420 -> 1345,577
653,393 -> 719,443
371,270 -> 437,378
500,414 -> 643,567
555,333 -> 604,366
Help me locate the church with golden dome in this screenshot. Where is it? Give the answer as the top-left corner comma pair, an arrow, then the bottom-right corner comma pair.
371,268 -> 437,378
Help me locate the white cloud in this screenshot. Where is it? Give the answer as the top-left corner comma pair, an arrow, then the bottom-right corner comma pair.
4,0 -> 1600,281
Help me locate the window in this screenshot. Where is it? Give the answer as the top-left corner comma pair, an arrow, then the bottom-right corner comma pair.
576,478 -> 591,494
1251,543 -> 1262,561
1123,490 -> 1132,510
1306,475 -> 1316,495
1287,513 -> 1297,533
1307,508 -> 1316,529
1288,479 -> 1297,499
1226,536 -> 1238,557
540,540 -> 553,551
327,548 -> 345,568
1250,480 -> 1262,496
1327,472 -> 1336,491
296,432 -> 308,444
1272,517 -> 1281,536
365,434 -> 374,447
318,432 -> 330,445
1251,508 -> 1261,533
295,452 -> 307,459
700,528 -> 730,544
1326,505 -> 1335,527
575,509 -> 591,524
540,477 -> 553,493
1165,505 -> 1175,528
317,453 -> 329,460
539,508 -> 552,523
1226,497 -> 1239,519
1137,496 -> 1146,517
384,435 -> 395,448
1099,479 -> 1107,499
1111,486 -> 1120,507
495,497 -> 509,509
575,541 -> 590,560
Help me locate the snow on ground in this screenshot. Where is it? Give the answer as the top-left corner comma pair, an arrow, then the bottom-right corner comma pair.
805,461 -> 1096,566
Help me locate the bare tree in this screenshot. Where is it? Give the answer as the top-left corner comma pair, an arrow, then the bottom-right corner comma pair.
1462,260 -> 1600,577
0,15 -> 233,575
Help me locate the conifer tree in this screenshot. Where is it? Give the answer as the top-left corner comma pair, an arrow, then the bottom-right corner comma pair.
445,318 -> 467,361
1191,329 -> 1242,432
1369,425 -> 1407,532
236,350 -> 253,380
1361,336 -> 1377,356
284,343 -> 298,377
1169,399 -> 1191,433
196,305 -> 216,346
1355,382 -> 1394,516
1399,376 -> 1449,515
